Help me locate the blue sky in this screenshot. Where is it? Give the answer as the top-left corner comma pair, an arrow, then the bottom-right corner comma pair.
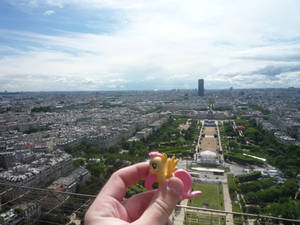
1,0 -> 300,91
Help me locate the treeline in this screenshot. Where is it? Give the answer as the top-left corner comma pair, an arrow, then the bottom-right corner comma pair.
65,117 -> 196,161
223,121 -> 237,137
235,171 -> 261,183
144,117 -> 200,157
22,126 -> 49,134
248,104 -> 271,115
145,117 -> 187,145
228,173 -> 300,221
242,178 -> 300,221
31,106 -> 51,113
101,102 -> 124,108
181,119 -> 200,143
244,179 -> 298,205
222,121 -> 265,166
239,178 -> 274,194
64,139 -> 147,160
222,118 -> 300,176
236,119 -> 300,177
23,127 -> 41,134
224,152 -> 264,166
65,139 -> 148,198
144,106 -> 162,114
65,116 -> 200,195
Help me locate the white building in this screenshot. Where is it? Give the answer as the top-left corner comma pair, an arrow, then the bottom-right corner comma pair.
196,150 -> 219,166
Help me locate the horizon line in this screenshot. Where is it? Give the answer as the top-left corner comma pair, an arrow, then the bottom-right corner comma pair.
0,87 -> 299,94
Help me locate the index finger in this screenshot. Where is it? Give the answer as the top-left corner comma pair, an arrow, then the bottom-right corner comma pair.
99,162 -> 149,201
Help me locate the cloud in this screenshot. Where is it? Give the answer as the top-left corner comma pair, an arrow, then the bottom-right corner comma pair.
1,0 -> 300,91
252,65 -> 300,76
235,44 -> 300,62
43,10 -> 55,16
9,0 -> 155,10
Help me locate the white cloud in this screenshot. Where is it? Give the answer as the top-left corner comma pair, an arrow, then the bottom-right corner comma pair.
1,0 -> 300,91
43,10 -> 55,16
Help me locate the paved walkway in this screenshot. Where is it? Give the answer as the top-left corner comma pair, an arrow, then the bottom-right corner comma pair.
171,199 -> 188,225
219,120 -> 233,225
222,183 -> 234,225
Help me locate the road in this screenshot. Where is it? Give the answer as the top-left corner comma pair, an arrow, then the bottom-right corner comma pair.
224,162 -> 247,175
222,183 -> 234,225
216,121 -> 224,161
191,171 -> 227,183
194,120 -> 204,160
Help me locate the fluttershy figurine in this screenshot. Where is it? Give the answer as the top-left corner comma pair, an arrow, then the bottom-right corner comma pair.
145,152 -> 202,199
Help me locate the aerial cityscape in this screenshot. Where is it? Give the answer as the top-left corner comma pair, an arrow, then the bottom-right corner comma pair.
1,0 -> 300,224
0,83 -> 299,224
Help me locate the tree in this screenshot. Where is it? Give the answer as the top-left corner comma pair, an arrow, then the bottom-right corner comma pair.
86,162 -> 106,177
281,179 -> 298,198
244,127 -> 262,144
268,199 -> 300,221
108,145 -> 121,154
236,171 -> 261,183
121,141 -> 130,150
73,159 -> 85,168
244,192 -> 258,204
228,140 -> 238,149
256,186 -> 281,203
239,182 -> 261,194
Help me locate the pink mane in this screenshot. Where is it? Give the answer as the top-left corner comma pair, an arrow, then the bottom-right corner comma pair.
149,151 -> 162,158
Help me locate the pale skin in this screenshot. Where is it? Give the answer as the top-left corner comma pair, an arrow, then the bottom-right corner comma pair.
84,162 -> 184,225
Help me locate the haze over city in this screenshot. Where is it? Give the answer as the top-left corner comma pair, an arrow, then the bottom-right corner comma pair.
1,0 -> 300,91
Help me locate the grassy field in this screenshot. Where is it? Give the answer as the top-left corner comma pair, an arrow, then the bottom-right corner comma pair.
188,182 -> 224,210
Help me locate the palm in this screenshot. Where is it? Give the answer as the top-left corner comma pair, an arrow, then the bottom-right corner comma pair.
84,162 -> 183,225
86,191 -> 155,225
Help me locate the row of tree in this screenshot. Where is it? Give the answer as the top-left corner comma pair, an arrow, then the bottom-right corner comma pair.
31,106 -> 51,113
65,116 -> 201,196
229,173 -> 300,221
244,179 -> 298,205
235,171 -> 261,183
236,118 -> 300,177
238,178 -> 274,194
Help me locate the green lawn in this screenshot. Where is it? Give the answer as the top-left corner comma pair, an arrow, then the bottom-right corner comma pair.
188,182 -> 224,210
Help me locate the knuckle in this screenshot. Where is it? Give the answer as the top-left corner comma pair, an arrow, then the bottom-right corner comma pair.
153,198 -> 172,216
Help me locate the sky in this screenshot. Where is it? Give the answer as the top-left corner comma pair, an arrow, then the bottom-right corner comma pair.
0,0 -> 300,91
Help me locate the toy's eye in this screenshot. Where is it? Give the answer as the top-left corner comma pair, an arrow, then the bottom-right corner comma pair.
152,163 -> 157,169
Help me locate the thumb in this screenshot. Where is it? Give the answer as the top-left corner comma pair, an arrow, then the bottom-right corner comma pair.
135,177 -> 183,225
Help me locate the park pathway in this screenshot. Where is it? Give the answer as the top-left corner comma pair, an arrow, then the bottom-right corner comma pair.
171,199 -> 188,225
218,120 -> 234,225
222,183 -> 234,225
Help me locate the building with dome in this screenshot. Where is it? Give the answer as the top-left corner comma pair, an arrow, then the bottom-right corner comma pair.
196,150 -> 220,166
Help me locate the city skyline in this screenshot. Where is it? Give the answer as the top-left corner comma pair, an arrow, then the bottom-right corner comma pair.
1,0 -> 300,91
0,88 -> 299,224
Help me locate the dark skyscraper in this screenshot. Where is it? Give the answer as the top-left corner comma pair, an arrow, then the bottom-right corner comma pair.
198,79 -> 204,96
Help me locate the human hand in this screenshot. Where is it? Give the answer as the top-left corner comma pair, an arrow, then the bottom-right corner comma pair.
84,162 -> 184,225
